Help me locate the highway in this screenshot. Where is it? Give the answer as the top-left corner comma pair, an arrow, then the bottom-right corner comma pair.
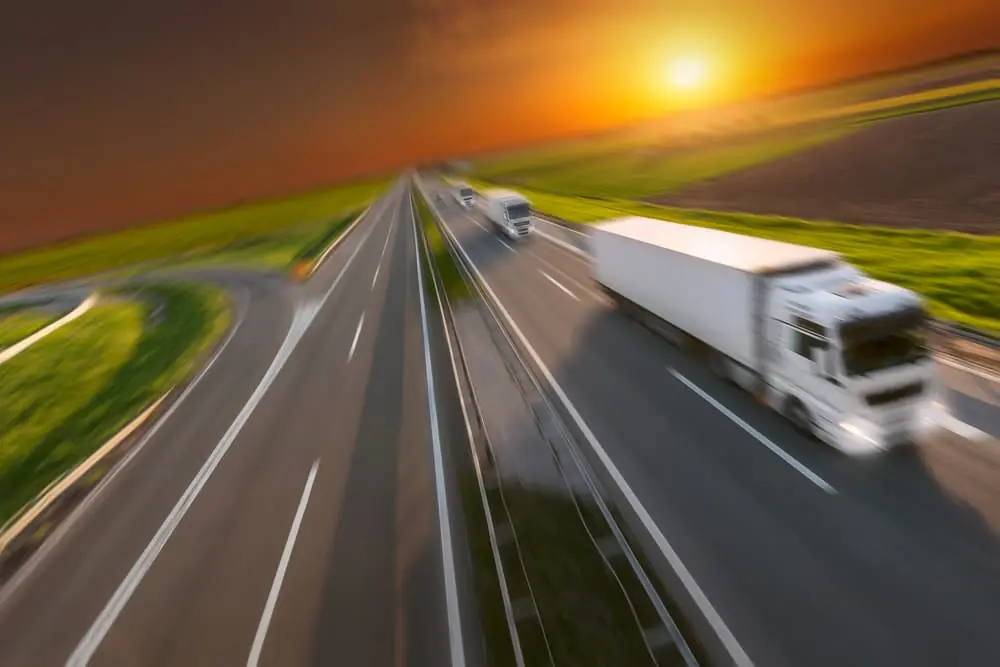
423,177 -> 1000,667
0,180 -> 473,667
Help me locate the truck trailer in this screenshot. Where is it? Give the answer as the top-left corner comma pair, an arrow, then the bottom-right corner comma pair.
591,216 -> 945,455
479,189 -> 533,240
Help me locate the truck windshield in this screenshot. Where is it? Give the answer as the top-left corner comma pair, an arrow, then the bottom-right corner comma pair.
460,188 -> 474,198
841,326 -> 928,377
505,203 -> 531,220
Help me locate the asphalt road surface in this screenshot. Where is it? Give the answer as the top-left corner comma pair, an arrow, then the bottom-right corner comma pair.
424,177 -> 1000,667
0,180 -> 471,667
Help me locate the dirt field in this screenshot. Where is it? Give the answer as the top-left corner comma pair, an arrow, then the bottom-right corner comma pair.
655,101 -> 1000,235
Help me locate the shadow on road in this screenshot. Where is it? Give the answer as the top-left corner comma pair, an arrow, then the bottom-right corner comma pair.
541,301 -> 1000,665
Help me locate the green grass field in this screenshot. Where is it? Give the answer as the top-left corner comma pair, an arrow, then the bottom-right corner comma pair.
465,180 -> 1000,336
476,126 -> 854,200
166,208 -> 364,275
0,309 -> 60,350
809,78 -> 1000,125
470,79 -> 1000,202
416,193 -> 470,301
0,178 -> 388,295
0,283 -> 230,525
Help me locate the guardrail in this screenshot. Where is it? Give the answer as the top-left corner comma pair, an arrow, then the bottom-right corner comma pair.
929,320 -> 1000,351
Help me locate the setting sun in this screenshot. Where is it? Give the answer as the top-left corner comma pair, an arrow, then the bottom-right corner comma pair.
667,57 -> 708,90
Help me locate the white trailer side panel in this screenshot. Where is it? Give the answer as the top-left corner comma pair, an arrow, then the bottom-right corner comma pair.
593,225 -> 759,367
592,217 -> 838,370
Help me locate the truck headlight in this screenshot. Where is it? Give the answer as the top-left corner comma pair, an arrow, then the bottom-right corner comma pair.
840,418 -> 880,446
919,399 -> 948,429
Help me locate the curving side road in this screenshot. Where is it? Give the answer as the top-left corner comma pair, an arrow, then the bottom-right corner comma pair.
0,180 -> 476,667
424,175 -> 1000,667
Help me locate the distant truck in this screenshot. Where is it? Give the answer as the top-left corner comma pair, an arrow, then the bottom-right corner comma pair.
452,182 -> 476,208
479,189 -> 533,240
591,216 -> 945,455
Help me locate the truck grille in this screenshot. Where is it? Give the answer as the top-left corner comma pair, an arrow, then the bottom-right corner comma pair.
865,381 -> 923,407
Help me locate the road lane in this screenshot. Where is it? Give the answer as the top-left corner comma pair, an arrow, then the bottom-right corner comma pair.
0,180 -> 466,667
0,269 -> 295,667
62,180 -> 402,667
80,181 -> 460,667
243,188 -> 456,667
425,178 -> 1000,667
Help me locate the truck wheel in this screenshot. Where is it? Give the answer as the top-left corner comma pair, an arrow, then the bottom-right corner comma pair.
709,351 -> 731,383
785,399 -> 814,438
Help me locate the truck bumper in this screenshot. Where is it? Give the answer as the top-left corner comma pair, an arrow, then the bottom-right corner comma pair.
835,401 -> 947,455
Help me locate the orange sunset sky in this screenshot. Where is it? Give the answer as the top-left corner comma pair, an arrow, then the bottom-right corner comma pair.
0,0 -> 998,252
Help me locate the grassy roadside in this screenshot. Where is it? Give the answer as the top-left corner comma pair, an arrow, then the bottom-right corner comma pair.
0,283 -> 230,525
492,485 -> 671,666
417,186 -> 691,665
0,178 -> 388,294
0,309 -> 60,349
465,179 -> 1000,336
414,191 -> 470,301
169,208 -> 365,275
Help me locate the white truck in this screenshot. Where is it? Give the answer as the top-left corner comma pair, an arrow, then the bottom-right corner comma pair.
452,182 -> 476,209
479,189 -> 533,240
591,216 -> 946,455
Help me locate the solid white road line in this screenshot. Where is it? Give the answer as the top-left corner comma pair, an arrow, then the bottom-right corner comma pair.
668,369 -> 836,494
246,460 -> 320,667
498,238 -> 516,253
65,192 -> 384,667
0,294 -> 98,366
428,201 -> 754,667
408,192 -> 467,667
423,231 -> 527,667
348,313 -> 364,362
539,270 -> 580,301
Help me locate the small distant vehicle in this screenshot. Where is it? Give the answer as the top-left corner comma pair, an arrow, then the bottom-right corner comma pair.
452,183 -> 475,208
479,189 -> 533,240
591,215 -> 946,455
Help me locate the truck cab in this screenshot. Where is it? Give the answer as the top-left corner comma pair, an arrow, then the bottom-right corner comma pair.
766,265 -> 943,454
480,189 -> 533,240
453,183 -> 475,208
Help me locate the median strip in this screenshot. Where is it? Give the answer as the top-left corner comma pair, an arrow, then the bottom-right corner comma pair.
416,181 -> 708,667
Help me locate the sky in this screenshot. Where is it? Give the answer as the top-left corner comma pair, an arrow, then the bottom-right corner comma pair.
1,0 -> 998,252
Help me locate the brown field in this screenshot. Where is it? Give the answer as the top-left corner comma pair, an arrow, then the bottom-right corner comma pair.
655,101 -> 1000,235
